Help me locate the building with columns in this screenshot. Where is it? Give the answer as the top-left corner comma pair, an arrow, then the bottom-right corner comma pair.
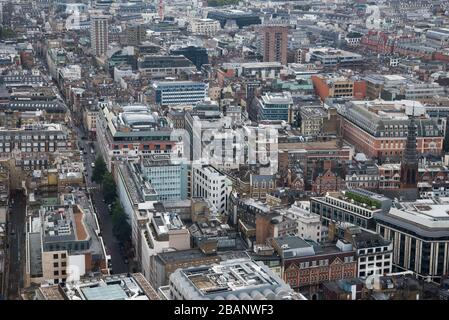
375,198 -> 449,282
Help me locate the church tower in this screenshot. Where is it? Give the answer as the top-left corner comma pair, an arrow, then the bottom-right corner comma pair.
400,113 -> 419,200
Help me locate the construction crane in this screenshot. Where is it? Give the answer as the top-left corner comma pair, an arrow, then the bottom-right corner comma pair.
158,0 -> 164,21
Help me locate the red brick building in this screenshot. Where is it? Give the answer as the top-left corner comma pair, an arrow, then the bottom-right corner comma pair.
361,31 -> 395,54
312,168 -> 346,195
311,75 -> 366,101
271,236 -> 357,289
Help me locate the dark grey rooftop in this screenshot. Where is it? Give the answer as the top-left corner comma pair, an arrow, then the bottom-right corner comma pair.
157,248 -> 216,264
273,236 -> 312,250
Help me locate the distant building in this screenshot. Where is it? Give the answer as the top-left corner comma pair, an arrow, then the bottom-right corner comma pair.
345,161 -> 379,190
187,18 -> 220,36
137,55 -> 196,78
170,46 -> 209,70
153,81 -> 208,106
207,9 -> 261,29
308,48 -> 363,67
299,106 -> 327,136
262,25 -> 289,65
254,92 -> 293,122
90,15 -> 109,57
126,23 -> 146,46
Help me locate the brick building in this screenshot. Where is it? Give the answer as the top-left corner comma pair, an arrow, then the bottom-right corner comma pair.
271,236 -> 357,292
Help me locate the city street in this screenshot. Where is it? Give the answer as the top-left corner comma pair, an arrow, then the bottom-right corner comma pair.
5,192 -> 26,300
76,127 -> 129,275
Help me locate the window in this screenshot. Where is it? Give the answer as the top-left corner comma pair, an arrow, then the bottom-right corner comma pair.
53,254 -> 58,259
62,270 -> 66,276
54,271 -> 59,276
62,262 -> 66,267
53,262 -> 58,268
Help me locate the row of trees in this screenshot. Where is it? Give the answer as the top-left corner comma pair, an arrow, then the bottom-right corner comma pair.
92,156 -> 131,244
0,26 -> 16,39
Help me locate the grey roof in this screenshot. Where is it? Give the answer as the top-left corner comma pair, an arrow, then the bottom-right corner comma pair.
274,236 -> 312,250
157,248 -> 215,264
29,232 -> 43,277
375,211 -> 449,239
1,100 -> 67,113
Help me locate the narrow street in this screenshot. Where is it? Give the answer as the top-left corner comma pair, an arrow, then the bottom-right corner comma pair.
5,192 -> 26,300
75,123 -> 129,275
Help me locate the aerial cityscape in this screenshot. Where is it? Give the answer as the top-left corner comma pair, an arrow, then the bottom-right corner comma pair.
1,0 -> 449,303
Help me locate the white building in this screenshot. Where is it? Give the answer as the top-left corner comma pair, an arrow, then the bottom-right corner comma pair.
159,258 -> 306,300
188,18 -> 221,36
140,212 -> 190,284
283,201 -> 323,243
192,164 -> 227,215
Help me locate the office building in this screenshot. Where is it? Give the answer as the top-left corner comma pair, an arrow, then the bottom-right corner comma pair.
283,202 -> 324,243
140,155 -> 189,201
96,104 -> 181,171
310,189 -> 392,231
187,18 -> 221,36
126,23 -> 146,46
152,248 -> 221,289
311,75 -> 366,100
308,48 -> 363,67
137,55 -> 196,78
90,15 -> 109,57
26,194 -> 107,286
262,25 -> 289,65
207,9 -> 261,29
340,100 -> 443,161
160,258 -> 305,300
153,81 -> 208,106
170,46 -> 209,70
328,222 -> 393,278
192,164 -> 228,215
253,92 -> 293,122
375,197 -> 449,281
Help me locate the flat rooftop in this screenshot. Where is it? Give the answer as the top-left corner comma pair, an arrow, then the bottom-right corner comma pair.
181,259 -> 282,296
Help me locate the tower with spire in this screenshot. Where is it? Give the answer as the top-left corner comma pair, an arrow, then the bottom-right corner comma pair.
399,108 -> 419,200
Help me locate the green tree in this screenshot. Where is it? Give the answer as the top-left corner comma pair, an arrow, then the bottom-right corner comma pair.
111,200 -> 131,243
102,172 -> 116,204
0,26 -> 16,39
92,155 -> 107,183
